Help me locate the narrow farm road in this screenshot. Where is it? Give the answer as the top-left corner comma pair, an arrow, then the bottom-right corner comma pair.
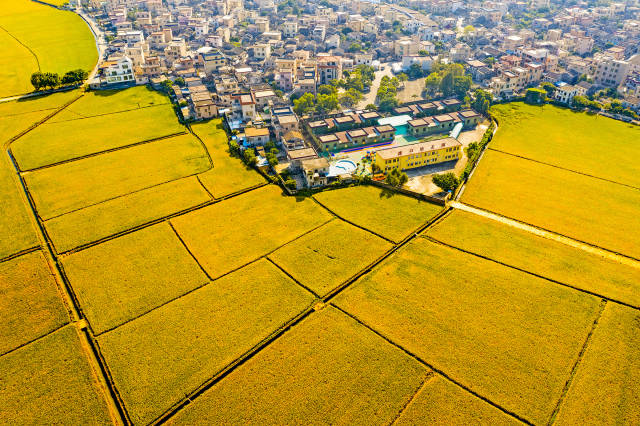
449,201 -> 640,270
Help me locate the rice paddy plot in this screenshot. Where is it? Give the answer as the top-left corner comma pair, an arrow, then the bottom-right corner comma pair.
334,238 -> 601,424
24,133 -> 210,219
62,223 -> 210,334
490,102 -> 640,188
462,149 -> 640,260
427,210 -> 640,307
45,177 -> 210,253
191,120 -> 265,198
169,306 -> 429,425
0,326 -> 113,425
171,185 -> 332,278
395,376 -> 520,425
269,220 -> 393,296
555,303 -> 640,425
97,259 -> 315,425
0,27 -> 39,98
313,185 -> 442,242
0,89 -> 79,119
13,104 -> 185,170
0,251 -> 68,354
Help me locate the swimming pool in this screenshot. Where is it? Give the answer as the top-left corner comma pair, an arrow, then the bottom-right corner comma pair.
328,159 -> 357,176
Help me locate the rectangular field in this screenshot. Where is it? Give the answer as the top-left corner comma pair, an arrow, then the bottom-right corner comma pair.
0,326 -> 112,424
171,185 -> 332,278
169,306 -> 429,425
0,90 -> 79,119
45,177 -> 211,253
334,238 -> 601,424
62,223 -> 210,334
191,121 -> 265,198
25,133 -> 210,219
0,28 -> 39,97
427,210 -> 640,307
490,102 -> 640,187
462,149 -> 640,259
0,251 -> 68,354
97,259 -> 315,425
555,303 -> 640,425
269,219 -> 393,296
13,104 -> 185,170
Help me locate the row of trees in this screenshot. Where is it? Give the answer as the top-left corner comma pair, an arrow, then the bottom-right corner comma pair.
30,69 -> 88,91
424,63 -> 472,99
376,75 -> 401,112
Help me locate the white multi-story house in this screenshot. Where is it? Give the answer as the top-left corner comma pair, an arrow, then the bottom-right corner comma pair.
103,56 -> 134,85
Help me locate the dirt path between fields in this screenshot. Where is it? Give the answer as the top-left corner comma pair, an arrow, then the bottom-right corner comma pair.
449,201 -> 640,270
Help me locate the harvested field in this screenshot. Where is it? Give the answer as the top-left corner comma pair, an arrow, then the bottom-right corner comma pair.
269,220 -> 393,296
555,303 -> 640,425
0,251 -> 68,354
313,185 -> 442,242
97,259 -> 315,424
191,120 -> 265,198
24,133 -> 210,219
335,238 -> 601,424
490,102 -> 640,187
169,306 -> 429,425
13,104 -> 185,170
461,149 -> 640,259
427,210 -> 640,307
171,185 -> 332,278
0,326 -> 112,424
45,177 -> 210,253
395,376 -> 520,425
62,223 -> 210,334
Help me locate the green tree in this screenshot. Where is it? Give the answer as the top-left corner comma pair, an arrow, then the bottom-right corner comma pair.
293,93 -> 315,115
61,69 -> 88,85
432,172 -> 459,192
540,81 -> 556,97
453,75 -> 472,98
243,148 -> 257,166
525,87 -> 546,104
174,77 -> 185,87
365,103 -> 377,111
30,71 -> 45,91
471,89 -> 492,113
315,93 -> 338,114
385,168 -> 408,187
440,72 -> 455,96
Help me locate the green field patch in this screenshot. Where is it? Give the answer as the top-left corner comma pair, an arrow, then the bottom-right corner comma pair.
313,185 -> 442,242
556,303 -> 640,425
13,104 -> 185,170
171,185 -> 332,278
0,90 -> 79,119
25,133 -> 210,219
170,306 -> 428,425
0,251 -> 68,354
0,326 -> 112,424
427,210 -> 640,307
46,177 -> 210,253
335,238 -> 601,424
462,150 -> 640,259
56,86 -> 171,118
191,120 -> 265,198
269,220 -> 393,296
0,28 -> 38,97
396,376 -> 520,425
490,102 -> 640,187
97,259 -> 315,424
63,223 -> 210,334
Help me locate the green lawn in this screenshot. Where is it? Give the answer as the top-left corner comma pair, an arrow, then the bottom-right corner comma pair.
171,185 -> 332,278
269,219 -> 393,296
0,251 -> 68,354
490,102 -> 640,187
13,104 -> 185,170
335,238 -> 601,424
169,307 -> 429,425
191,120 -> 265,198
0,326 -> 113,424
313,185 -> 443,242
63,223 -> 210,334
427,210 -> 640,307
556,303 -> 640,425
25,133 -> 210,219
462,149 -> 640,259
46,177 -> 211,253
97,259 -> 315,425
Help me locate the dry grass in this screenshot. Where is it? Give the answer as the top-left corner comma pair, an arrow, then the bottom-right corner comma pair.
462,150 -> 640,259
269,220 -> 393,296
0,251 -> 68,354
62,223 -> 210,334
169,306 -> 429,425
171,185 -> 332,278
335,238 -> 601,424
313,185 -> 442,242
555,303 -> 640,425
97,259 -> 315,424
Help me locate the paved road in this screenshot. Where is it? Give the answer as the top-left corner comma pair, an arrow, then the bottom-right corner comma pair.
357,64 -> 394,109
